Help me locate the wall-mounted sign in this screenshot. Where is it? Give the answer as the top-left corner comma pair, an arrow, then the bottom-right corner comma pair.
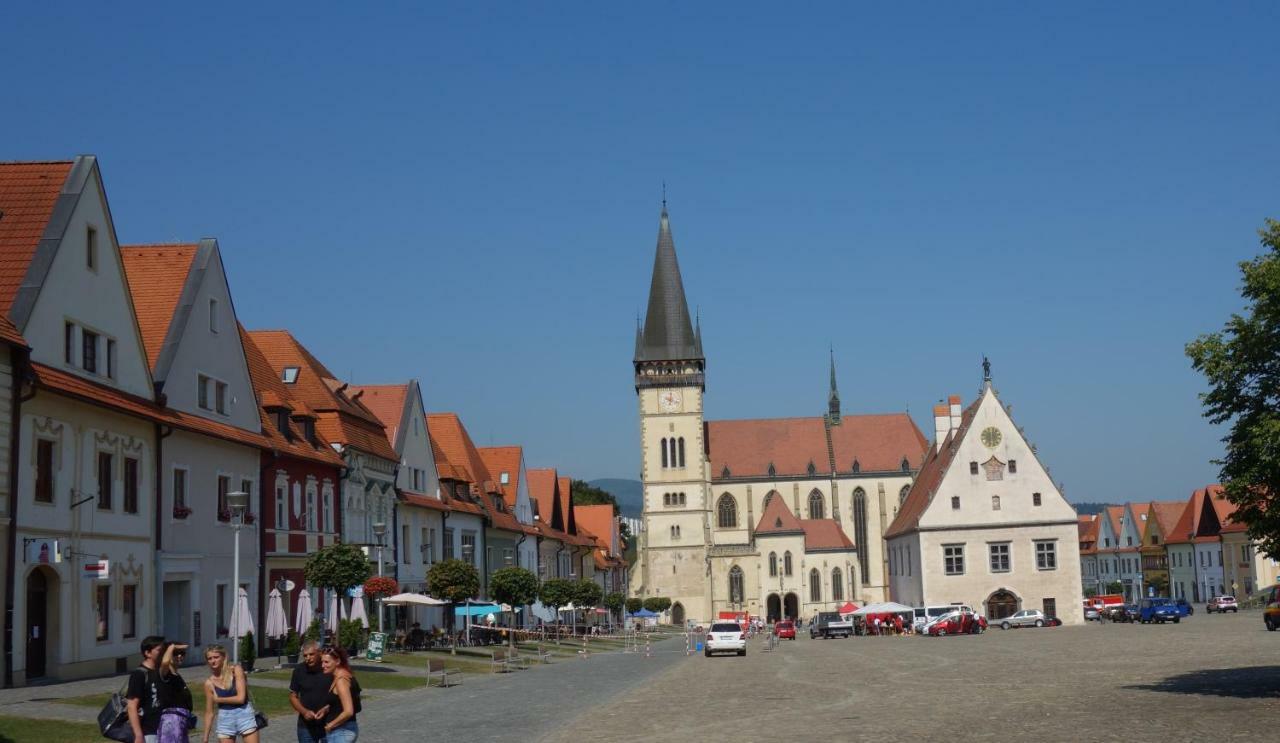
24,538 -> 61,564
82,559 -> 109,579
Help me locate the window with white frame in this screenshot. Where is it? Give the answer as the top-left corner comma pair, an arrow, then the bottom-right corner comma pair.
305,481 -> 317,531
1035,540 -> 1058,570
461,532 -> 476,565
322,482 -> 335,532
275,479 -> 287,529
944,544 -> 965,575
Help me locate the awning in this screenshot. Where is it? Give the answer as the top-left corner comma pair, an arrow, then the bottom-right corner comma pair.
454,603 -> 503,618
837,602 -> 860,614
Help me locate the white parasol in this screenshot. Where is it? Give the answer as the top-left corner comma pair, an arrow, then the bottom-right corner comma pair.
327,591 -> 341,634
294,588 -> 314,636
382,592 -> 447,606
349,596 -> 369,629
264,589 -> 287,639
228,587 -> 255,640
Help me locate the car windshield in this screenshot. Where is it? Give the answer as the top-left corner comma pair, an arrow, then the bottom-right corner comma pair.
711,623 -> 740,633
927,607 -> 950,618
777,621 -> 792,628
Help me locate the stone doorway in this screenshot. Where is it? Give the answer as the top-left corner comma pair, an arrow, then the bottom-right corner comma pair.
986,589 -> 1020,620
670,602 -> 685,627
766,594 -> 781,622
783,592 -> 799,621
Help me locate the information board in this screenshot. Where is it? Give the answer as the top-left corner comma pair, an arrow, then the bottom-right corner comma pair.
365,631 -> 386,662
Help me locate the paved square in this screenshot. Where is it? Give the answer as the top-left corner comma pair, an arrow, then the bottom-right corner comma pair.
553,613 -> 1280,742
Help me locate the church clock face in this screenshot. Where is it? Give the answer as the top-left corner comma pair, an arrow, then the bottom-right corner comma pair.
981,426 -> 1002,449
659,390 -> 682,412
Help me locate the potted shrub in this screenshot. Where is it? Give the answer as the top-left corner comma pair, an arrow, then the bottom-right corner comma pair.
284,629 -> 301,664
239,630 -> 257,673
304,618 -> 322,644
338,619 -> 362,658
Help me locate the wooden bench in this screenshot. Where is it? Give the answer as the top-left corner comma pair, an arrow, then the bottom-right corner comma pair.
491,648 -> 512,673
507,648 -> 531,670
426,658 -> 462,687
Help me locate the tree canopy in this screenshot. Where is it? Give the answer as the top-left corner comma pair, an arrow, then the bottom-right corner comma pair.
643,596 -> 672,613
625,597 -> 643,615
574,579 -> 603,609
489,567 -> 539,608
538,578 -> 577,610
1187,218 -> 1280,557
571,480 -> 619,515
305,543 -> 372,593
427,559 -> 480,603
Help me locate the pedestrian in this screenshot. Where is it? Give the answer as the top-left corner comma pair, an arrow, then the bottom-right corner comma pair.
289,640 -> 331,743
126,635 -> 166,743
158,642 -> 194,743
320,646 -> 362,742
202,643 -> 261,743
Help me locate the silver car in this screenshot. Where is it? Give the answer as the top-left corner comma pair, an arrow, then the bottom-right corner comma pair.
998,609 -> 1047,630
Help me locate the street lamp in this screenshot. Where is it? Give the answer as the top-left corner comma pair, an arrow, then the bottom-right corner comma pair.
372,521 -> 387,633
227,490 -> 250,664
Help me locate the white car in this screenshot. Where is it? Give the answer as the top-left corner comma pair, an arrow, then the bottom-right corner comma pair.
999,609 -> 1047,630
704,622 -> 747,657
1084,606 -> 1100,621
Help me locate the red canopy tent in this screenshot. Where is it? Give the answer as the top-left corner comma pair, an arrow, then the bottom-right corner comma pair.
837,602 -> 860,615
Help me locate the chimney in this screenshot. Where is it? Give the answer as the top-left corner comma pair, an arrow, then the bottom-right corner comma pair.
933,404 -> 950,452
948,395 -> 962,435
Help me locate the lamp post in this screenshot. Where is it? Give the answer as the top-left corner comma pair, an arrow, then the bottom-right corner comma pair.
227,490 -> 250,664
372,521 -> 387,633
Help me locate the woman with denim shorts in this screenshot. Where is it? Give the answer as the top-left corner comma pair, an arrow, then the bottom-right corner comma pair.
202,644 -> 261,743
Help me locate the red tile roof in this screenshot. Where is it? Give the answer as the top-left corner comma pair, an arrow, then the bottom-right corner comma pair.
0,313 -> 26,347
0,161 -> 73,314
119,244 -> 199,370
31,361 -> 270,451
348,384 -> 408,442
708,413 -> 927,479
426,412 -> 525,534
1166,487 -> 1213,545
1078,514 -> 1100,554
240,327 -> 345,468
526,467 -> 561,530
246,330 -> 397,462
799,519 -> 856,551
885,397 -> 981,538
401,490 -> 450,512
574,504 -> 617,552
1148,501 -> 1186,541
755,493 -> 805,535
477,446 -> 523,511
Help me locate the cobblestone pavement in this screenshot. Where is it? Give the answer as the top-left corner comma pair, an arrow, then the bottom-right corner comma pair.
553,612 -> 1280,743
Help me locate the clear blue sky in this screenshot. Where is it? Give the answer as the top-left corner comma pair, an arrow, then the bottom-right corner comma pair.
4,2 -> 1278,503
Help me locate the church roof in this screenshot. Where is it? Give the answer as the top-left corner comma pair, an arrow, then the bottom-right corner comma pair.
708,413 -> 926,480
884,396 -> 981,539
635,206 -> 702,363
799,519 -> 856,552
755,493 -> 804,535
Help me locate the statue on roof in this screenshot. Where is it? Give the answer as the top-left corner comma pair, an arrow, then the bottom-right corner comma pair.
982,355 -> 991,381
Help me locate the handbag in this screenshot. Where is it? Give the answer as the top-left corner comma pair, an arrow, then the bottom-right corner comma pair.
97,680 -> 132,742
248,690 -> 268,730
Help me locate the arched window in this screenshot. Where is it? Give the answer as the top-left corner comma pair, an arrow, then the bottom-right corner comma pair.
762,490 -> 777,509
670,524 -> 680,539
729,566 -> 744,604
853,487 -> 869,585
899,484 -> 910,505
808,490 -> 825,520
809,568 -> 821,602
661,438 -> 668,468
678,437 -> 686,467
992,495 -> 1001,511
784,551 -> 793,576
832,568 -> 843,601
679,492 -> 686,505
769,552 -> 778,577
717,494 -> 738,528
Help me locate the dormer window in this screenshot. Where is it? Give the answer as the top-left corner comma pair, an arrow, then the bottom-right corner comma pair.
298,418 -> 315,444
282,367 -> 300,384
273,410 -> 291,438
500,472 -> 510,485
901,457 -> 910,472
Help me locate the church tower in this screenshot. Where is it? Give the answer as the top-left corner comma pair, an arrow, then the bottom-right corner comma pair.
634,203 -> 710,625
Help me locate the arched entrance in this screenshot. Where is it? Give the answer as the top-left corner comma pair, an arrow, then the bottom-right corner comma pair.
25,567 -> 59,679
766,594 -> 781,622
670,602 -> 685,627
783,592 -> 799,621
986,589 -> 1020,620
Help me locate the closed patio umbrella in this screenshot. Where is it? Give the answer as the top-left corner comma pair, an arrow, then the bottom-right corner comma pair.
349,596 -> 369,629
265,589 -> 288,639
327,591 -> 341,635
294,589 -> 314,636
228,587 -> 255,640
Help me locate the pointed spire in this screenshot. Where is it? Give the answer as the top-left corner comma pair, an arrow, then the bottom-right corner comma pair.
636,203 -> 702,363
827,347 -> 841,424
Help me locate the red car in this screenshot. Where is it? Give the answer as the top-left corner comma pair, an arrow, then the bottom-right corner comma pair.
773,620 -> 797,640
925,611 -> 987,636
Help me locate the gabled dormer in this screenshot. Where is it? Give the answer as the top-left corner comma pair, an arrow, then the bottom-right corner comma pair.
1118,503 -> 1146,549
478,446 -> 534,525
121,240 -> 261,432
351,381 -> 440,499
3,157 -> 153,398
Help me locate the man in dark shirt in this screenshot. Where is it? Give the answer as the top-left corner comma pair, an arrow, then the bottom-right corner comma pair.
126,635 -> 165,743
289,640 -> 332,743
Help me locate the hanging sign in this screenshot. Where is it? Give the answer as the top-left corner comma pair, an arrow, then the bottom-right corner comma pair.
83,559 -> 109,579
24,538 -> 61,564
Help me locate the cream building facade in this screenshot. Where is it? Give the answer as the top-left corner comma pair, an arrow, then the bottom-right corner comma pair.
886,371 -> 1084,624
632,205 -> 928,625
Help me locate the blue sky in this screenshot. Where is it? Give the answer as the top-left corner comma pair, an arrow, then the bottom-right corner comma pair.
4,2 -> 1278,502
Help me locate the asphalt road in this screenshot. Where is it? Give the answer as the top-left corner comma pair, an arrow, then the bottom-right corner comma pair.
556,611 -> 1280,742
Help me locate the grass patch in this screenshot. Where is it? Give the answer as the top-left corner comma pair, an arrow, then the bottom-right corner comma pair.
0,715 -> 101,743
57,685 -> 297,720
255,667 -> 428,691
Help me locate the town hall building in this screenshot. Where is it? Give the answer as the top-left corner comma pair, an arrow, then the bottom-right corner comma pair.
631,205 -> 929,626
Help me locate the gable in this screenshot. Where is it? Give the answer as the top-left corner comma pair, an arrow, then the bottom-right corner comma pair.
0,160 -> 74,314
18,158 -> 153,398
916,385 -> 1076,531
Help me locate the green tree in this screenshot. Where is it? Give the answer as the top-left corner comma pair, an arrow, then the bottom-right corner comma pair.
625,597 -> 643,615
304,543 -> 373,594
571,480 -> 619,514
643,596 -> 671,614
428,559 -> 481,654
574,579 -> 604,629
489,567 -> 539,649
539,578 -> 578,643
603,592 -> 625,622
1187,219 -> 1280,557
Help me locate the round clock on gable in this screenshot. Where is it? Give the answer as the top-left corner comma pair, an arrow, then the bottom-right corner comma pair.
980,426 -> 1002,449
659,390 -> 682,412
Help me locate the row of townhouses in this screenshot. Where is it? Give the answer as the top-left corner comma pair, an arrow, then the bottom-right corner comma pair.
1078,487 -> 1279,603
0,156 -> 626,686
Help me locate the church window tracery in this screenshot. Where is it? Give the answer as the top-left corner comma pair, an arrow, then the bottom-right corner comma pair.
784,551 -> 793,576
677,438 -> 686,467
807,490 -> 824,520
717,494 -> 737,528
852,487 -> 869,585
769,552 -> 778,577
729,566 -> 744,604
899,484 -> 910,505
809,568 -> 821,602
832,568 -> 843,601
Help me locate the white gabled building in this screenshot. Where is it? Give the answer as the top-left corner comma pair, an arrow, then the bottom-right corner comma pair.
886,368 -> 1084,624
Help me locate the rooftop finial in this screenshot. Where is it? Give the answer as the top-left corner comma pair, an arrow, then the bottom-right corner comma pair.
982,355 -> 992,383
661,181 -> 667,213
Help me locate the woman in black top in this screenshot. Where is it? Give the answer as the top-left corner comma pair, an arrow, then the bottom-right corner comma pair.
157,642 -> 194,743
319,646 -> 361,741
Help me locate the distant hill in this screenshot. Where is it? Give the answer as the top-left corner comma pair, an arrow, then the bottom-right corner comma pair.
1074,502 -> 1116,516
589,478 -> 643,518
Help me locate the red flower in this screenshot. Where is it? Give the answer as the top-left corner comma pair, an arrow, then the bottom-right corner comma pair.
363,576 -> 398,598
